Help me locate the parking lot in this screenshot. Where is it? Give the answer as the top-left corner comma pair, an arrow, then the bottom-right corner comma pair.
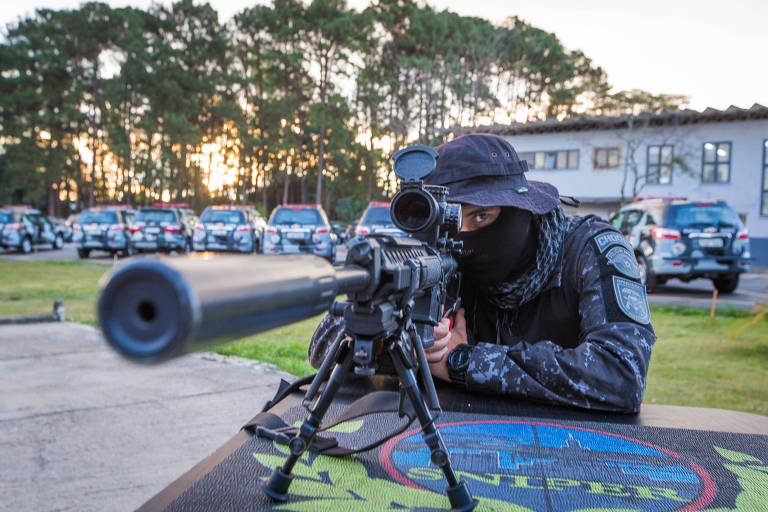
0,243 -> 116,263
646,271 -> 768,310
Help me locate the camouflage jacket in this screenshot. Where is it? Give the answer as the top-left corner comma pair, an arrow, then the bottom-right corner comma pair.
308,216 -> 656,413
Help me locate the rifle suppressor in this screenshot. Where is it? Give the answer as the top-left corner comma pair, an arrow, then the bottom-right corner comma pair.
98,255 -> 369,363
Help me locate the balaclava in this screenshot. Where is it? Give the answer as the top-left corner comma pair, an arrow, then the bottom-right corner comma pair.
456,207 -> 537,286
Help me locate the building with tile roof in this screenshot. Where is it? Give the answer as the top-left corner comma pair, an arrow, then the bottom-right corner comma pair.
460,104 -> 768,265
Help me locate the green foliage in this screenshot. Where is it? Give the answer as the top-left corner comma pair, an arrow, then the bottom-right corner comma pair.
0,0 -> 668,219
335,197 -> 368,222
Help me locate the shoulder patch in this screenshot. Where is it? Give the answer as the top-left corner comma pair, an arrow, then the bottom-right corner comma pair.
594,231 -> 632,253
605,246 -> 642,279
612,276 -> 651,324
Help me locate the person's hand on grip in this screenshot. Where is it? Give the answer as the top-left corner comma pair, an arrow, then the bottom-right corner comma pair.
424,308 -> 468,382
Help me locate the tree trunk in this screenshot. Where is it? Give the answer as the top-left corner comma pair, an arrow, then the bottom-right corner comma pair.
261,169 -> 268,212
365,138 -> 374,202
282,164 -> 290,205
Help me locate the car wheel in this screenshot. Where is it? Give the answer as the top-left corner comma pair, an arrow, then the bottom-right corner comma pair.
636,253 -> 658,293
53,234 -> 64,250
77,248 -> 91,259
713,275 -> 739,294
20,237 -> 32,254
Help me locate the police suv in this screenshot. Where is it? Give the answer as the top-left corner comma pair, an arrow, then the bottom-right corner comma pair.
610,198 -> 750,293
193,205 -> 266,253
129,204 -> 195,254
262,204 -> 336,260
73,206 -> 135,258
355,201 -> 405,237
0,206 -> 66,253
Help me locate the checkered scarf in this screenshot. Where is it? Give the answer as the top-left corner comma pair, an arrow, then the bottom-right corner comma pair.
483,205 -> 568,310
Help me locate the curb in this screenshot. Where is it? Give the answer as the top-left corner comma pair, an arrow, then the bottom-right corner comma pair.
0,300 -> 65,325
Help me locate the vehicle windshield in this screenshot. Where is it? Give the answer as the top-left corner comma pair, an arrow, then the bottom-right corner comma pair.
270,208 -> 323,226
667,204 -> 742,229
361,206 -> 394,226
135,210 -> 177,223
79,211 -> 119,225
200,210 -> 245,224
0,212 -> 11,223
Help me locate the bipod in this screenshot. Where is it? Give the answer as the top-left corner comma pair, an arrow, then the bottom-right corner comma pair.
263,334 -> 477,511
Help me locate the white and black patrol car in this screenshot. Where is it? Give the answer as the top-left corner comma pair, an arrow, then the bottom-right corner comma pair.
129,204 -> 196,254
610,197 -> 751,293
72,206 -> 136,258
0,206 -> 66,253
262,204 -> 336,261
354,201 -> 406,237
193,205 -> 266,253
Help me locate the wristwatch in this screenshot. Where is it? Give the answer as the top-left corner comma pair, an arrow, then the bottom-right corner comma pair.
446,344 -> 473,388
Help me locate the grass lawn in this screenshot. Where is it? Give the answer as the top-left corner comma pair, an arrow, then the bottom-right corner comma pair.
644,305 -> 768,415
0,259 -> 109,325
1,259 -> 766,415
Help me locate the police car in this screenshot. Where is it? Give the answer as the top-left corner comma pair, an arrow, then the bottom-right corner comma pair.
355,201 -> 405,237
73,206 -> 135,258
610,197 -> 751,293
262,204 -> 336,260
0,206 -> 66,253
129,204 -> 195,254
193,205 -> 266,253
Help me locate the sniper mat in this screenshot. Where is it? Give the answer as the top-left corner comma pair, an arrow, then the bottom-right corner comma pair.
164,401 -> 768,512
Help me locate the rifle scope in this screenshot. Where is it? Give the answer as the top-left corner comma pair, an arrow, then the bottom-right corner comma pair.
97,255 -> 369,363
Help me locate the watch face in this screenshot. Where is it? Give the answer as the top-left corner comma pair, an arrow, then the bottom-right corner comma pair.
449,347 -> 470,369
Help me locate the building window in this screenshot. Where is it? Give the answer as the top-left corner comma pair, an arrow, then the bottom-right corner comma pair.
519,150 -> 579,170
593,147 -> 621,169
647,144 -> 673,184
762,140 -> 768,216
702,141 -> 731,183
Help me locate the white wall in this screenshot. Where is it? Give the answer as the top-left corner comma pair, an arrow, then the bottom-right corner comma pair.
504,119 -> 768,238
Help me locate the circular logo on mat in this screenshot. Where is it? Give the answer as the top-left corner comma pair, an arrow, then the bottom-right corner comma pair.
380,421 -> 715,511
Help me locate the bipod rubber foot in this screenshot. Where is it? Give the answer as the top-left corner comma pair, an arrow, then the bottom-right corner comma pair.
446,480 -> 478,512
264,468 -> 293,502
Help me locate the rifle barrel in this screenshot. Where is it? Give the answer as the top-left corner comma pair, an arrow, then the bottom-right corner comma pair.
98,254 -> 369,363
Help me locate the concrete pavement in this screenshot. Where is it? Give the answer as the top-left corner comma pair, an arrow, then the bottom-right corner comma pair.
0,322 -> 291,512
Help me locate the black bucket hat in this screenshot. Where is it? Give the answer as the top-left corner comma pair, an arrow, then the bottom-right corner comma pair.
424,133 -> 561,214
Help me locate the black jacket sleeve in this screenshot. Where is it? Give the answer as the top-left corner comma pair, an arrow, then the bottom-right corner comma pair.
463,240 -> 656,413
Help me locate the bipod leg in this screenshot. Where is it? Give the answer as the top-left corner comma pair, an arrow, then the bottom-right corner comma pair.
264,342 -> 354,502
303,335 -> 344,405
412,331 -> 441,412
388,347 -> 478,512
